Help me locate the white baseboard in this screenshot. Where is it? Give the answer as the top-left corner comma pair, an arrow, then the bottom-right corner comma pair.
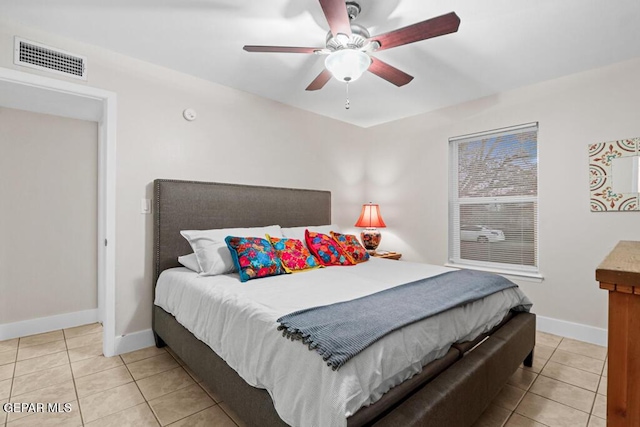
536,315 -> 608,347
114,328 -> 155,355
0,309 -> 99,341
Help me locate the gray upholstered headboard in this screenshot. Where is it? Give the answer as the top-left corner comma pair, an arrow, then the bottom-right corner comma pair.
153,179 -> 331,284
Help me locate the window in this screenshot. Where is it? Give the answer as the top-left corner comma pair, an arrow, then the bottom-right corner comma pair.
448,123 -> 539,278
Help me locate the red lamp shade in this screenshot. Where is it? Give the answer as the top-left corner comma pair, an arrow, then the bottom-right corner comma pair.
355,203 -> 386,252
355,203 -> 386,228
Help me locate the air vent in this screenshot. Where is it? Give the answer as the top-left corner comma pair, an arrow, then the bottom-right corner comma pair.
14,37 -> 87,80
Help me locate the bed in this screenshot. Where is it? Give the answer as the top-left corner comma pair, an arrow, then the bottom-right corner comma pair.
152,179 -> 535,427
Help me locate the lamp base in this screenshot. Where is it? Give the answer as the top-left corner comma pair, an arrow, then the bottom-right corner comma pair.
360,228 -> 381,253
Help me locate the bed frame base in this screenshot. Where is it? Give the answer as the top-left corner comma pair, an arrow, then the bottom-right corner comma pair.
373,312 -> 535,427
523,348 -> 534,368
154,306 -> 535,427
153,331 -> 166,348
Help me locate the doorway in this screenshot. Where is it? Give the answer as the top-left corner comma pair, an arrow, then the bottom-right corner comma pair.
0,67 -> 116,357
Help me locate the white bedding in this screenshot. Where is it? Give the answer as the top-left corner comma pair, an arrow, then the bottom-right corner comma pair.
154,258 -> 531,427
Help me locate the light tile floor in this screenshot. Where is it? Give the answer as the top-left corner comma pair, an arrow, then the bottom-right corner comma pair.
473,331 -> 607,427
0,326 -> 607,426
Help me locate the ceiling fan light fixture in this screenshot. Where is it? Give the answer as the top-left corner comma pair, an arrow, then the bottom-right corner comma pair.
324,49 -> 371,83
335,33 -> 350,45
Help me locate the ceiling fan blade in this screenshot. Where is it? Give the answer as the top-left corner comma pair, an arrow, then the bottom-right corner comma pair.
319,0 -> 352,37
368,57 -> 414,87
370,12 -> 460,51
243,45 -> 323,54
306,69 -> 333,91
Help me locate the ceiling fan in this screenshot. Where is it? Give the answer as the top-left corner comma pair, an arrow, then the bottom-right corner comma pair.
243,0 -> 460,91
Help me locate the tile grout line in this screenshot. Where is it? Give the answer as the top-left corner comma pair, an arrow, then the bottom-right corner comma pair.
12,339 -> 67,364
7,338 -> 24,400
122,354 -> 163,426
551,349 -> 607,364
63,325 -> 109,426
524,339 -> 598,417
178,406 -> 224,426
525,388 -> 593,416
558,337 -> 607,361
217,404 -> 241,427
589,375 -> 604,417
7,334 -> 71,425
72,326 -> 149,426
151,361 -> 221,425
12,349 -> 70,380
68,343 -> 88,426
74,340 -> 228,425
546,359 -> 605,376
121,346 -> 168,365
546,343 -> 607,373
157,399 -> 217,427
505,385 -> 529,413
6,345 -> 17,400
510,410 -> 553,427
511,338 -> 558,422
516,336 -> 607,426
164,347 -> 239,427
2,326 -> 101,426
65,324 -> 106,427
2,345 -> 17,427
536,371 -> 600,394
77,356 -> 139,425
162,348 -> 224,425
535,338 -> 606,394
61,332 -> 91,427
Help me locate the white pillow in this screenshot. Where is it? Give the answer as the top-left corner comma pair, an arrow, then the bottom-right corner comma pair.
281,224 -> 341,249
181,225 -> 283,276
178,253 -> 201,272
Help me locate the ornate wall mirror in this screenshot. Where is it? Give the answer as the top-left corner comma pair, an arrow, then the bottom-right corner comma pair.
589,138 -> 640,211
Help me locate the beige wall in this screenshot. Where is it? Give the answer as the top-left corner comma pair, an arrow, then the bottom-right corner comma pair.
365,57 -> 640,330
0,107 -> 98,323
0,21 -> 368,336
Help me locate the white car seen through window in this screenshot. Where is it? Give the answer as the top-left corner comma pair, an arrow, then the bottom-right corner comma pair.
460,225 -> 505,243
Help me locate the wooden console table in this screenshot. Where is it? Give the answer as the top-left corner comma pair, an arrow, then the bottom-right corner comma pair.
596,240 -> 640,426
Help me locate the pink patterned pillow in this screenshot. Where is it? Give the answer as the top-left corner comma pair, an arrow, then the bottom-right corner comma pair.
305,230 -> 353,266
267,235 -> 321,273
330,232 -> 370,264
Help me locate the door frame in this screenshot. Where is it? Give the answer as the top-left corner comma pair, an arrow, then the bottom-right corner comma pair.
0,67 -> 116,356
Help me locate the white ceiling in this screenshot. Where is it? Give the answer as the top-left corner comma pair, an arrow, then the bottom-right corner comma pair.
2,0 -> 640,127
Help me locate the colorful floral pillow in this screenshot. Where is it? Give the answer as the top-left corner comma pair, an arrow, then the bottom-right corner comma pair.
224,236 -> 283,282
305,230 -> 353,266
330,232 -> 370,264
267,235 -> 322,273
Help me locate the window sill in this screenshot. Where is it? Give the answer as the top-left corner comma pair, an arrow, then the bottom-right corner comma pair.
444,263 -> 544,283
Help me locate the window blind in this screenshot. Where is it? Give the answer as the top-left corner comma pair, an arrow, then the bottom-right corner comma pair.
448,123 -> 539,275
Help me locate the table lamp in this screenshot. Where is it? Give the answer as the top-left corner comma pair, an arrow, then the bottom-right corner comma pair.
355,203 -> 386,253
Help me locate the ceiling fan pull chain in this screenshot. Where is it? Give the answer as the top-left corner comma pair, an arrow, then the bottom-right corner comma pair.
345,81 -> 350,110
